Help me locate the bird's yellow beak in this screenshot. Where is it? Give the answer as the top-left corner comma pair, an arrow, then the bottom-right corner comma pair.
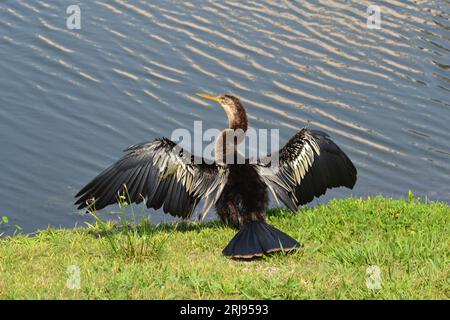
196,93 -> 224,103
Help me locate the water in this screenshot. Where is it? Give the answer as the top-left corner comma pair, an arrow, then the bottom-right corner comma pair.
0,0 -> 449,234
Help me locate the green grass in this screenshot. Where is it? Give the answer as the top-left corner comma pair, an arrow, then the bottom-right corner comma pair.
0,196 -> 448,299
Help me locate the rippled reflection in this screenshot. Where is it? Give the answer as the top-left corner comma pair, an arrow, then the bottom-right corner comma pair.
0,0 -> 449,233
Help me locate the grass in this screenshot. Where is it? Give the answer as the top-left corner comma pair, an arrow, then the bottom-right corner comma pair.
0,196 -> 448,299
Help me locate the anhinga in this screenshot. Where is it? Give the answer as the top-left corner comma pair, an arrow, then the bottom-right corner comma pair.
75,94 -> 357,259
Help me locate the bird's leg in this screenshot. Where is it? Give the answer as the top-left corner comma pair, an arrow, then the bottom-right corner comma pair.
228,202 -> 242,229
216,200 -> 240,229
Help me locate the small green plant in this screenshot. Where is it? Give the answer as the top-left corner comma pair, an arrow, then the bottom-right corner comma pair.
1,216 -> 9,224
86,186 -> 169,262
408,190 -> 415,203
0,215 -> 7,237
0,214 -> 23,237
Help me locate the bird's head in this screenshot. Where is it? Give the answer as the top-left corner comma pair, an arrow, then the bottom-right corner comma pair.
196,93 -> 242,109
196,93 -> 248,131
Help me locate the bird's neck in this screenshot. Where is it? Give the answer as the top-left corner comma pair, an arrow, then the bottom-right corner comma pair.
215,129 -> 246,165
224,102 -> 248,131
215,101 -> 248,165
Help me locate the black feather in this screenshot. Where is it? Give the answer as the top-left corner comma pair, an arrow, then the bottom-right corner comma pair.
75,138 -> 228,219
260,128 -> 357,210
222,221 -> 301,259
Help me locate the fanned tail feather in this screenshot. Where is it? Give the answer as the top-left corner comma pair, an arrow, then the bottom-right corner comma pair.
222,221 -> 301,259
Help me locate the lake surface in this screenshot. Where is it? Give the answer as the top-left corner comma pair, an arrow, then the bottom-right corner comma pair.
1,0 -> 449,234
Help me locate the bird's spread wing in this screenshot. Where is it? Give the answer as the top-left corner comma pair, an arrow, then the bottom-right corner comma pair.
257,128 -> 357,212
75,138 -> 228,220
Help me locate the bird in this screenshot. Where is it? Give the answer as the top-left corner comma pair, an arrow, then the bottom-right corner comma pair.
75,94 -> 357,259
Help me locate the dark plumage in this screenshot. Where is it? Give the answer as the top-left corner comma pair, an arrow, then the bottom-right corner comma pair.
75,138 -> 228,219
75,94 -> 357,259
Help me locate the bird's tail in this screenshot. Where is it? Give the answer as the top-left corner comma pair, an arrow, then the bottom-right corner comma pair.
222,221 -> 301,259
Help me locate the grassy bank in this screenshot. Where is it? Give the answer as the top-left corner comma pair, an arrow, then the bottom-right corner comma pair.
0,196 -> 448,299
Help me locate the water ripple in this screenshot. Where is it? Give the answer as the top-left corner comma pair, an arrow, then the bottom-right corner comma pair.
0,0 -> 449,233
